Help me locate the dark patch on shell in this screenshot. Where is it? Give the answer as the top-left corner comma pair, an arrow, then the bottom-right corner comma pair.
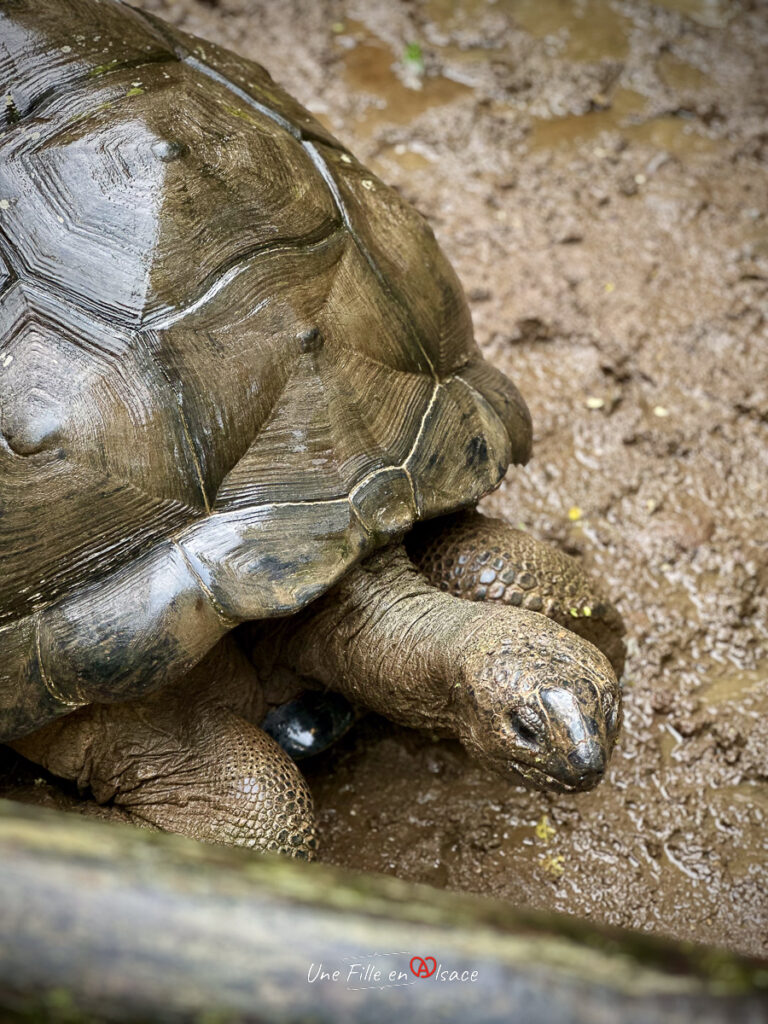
298,327 -> 324,353
465,434 -> 489,468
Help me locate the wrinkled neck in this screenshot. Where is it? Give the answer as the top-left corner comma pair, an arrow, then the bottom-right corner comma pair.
264,546 -> 487,733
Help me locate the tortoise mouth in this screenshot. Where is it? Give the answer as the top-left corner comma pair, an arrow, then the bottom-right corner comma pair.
505,758 -> 605,794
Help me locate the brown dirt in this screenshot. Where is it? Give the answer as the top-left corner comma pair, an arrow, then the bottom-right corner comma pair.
4,0 -> 766,959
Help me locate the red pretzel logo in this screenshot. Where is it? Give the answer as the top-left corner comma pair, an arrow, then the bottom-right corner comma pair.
410,956 -> 437,978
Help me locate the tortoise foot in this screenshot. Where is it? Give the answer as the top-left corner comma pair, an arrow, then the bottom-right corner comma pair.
408,511 -> 626,677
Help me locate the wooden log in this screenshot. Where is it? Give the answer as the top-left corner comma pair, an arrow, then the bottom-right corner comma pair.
0,800 -> 765,1023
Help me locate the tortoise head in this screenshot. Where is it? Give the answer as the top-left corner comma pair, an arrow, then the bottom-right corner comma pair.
454,611 -> 621,793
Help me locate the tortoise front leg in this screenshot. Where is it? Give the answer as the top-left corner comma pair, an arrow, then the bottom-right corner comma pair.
10,638 -> 317,859
407,511 -> 626,676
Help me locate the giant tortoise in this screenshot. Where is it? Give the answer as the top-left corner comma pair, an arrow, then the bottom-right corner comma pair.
0,0 -> 625,858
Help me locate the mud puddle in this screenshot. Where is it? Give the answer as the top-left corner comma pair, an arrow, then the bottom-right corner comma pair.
337,19 -> 472,135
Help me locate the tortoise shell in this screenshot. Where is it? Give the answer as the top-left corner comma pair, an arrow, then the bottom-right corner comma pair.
0,0 -> 532,741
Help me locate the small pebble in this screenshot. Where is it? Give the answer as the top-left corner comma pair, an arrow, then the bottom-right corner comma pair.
585,396 -> 605,410
653,405 -> 670,417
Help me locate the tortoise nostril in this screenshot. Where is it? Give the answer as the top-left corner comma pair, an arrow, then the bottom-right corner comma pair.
568,743 -> 605,779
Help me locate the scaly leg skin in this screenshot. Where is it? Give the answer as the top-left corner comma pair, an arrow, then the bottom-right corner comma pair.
407,511 -> 626,676
11,638 -> 317,859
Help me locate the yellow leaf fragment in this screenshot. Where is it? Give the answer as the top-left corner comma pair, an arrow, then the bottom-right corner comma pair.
540,854 -> 565,878
535,815 -> 556,843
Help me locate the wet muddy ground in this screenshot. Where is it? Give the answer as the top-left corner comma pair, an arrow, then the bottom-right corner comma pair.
3,0 -> 766,959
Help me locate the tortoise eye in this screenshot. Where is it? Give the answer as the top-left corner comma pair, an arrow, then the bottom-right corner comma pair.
505,707 -> 541,746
